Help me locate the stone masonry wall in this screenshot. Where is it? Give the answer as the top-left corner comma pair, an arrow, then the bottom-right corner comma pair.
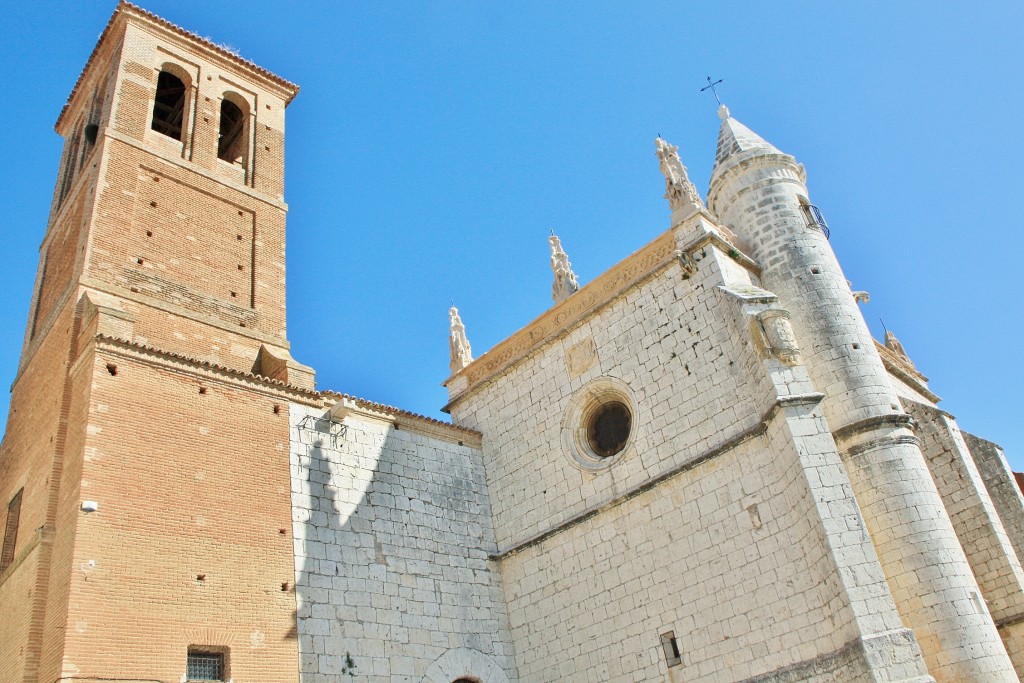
290,402 -> 518,683
451,257 -> 769,550
448,250 -> 896,681
964,432 -> 1024,568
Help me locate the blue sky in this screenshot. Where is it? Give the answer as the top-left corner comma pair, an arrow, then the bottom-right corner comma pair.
1,2 -> 1022,467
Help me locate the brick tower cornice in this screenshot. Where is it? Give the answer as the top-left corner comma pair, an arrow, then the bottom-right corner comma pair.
56,1 -> 299,133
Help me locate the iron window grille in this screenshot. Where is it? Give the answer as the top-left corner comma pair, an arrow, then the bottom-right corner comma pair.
187,651 -> 224,681
801,202 -> 830,239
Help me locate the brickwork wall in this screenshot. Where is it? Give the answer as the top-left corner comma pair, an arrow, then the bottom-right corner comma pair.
34,191 -> 88,339
289,403 -> 518,683
127,168 -> 258,306
82,21 -> 291,360
0,547 -> 39,679
37,317 -> 95,683
85,139 -> 287,356
112,295 -> 277,375
0,12 -> 302,681
47,347 -> 298,682
0,300 -> 80,683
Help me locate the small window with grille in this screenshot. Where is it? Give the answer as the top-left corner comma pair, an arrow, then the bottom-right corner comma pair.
187,649 -> 226,681
797,196 -> 830,239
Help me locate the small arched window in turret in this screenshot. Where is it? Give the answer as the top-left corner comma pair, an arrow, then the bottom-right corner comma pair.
798,195 -> 830,240
218,96 -> 248,164
151,70 -> 187,140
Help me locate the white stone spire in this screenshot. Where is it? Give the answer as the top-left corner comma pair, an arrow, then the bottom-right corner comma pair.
448,306 -> 473,374
655,137 -> 704,216
549,234 -> 579,304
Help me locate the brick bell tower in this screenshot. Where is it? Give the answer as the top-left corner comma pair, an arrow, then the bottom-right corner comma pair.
0,4 -> 311,682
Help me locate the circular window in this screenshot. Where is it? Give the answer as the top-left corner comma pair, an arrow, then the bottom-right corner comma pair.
586,400 -> 631,457
562,377 -> 637,470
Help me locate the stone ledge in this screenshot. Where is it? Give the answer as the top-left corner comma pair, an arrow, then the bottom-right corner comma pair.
491,391 -> 826,560
877,340 -> 940,403
80,277 -> 291,350
94,333 -> 320,403
104,131 -> 289,210
737,628 -> 931,683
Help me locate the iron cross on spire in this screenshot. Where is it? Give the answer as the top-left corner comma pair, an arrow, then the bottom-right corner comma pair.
700,76 -> 724,105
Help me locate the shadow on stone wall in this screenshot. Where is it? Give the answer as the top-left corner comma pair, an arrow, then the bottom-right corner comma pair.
291,408 -> 516,683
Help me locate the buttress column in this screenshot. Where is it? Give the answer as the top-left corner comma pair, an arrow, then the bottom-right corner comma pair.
706,105 -> 1017,683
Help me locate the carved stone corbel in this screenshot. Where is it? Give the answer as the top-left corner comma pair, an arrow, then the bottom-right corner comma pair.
753,309 -> 801,366
674,250 -> 698,279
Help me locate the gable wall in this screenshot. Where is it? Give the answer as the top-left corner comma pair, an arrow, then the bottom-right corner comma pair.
448,252 -> 891,680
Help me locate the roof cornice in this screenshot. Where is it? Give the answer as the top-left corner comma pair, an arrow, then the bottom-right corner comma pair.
56,2 -> 299,131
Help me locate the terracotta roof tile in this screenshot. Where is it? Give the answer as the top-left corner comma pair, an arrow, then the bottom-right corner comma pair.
94,333 -> 478,437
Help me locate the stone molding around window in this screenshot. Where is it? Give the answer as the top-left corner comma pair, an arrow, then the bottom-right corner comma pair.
561,376 -> 637,471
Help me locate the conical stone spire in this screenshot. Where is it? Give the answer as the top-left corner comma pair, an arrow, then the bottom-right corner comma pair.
712,104 -> 784,169
448,306 -> 473,374
708,105 -> 800,218
655,137 -> 704,218
549,234 -> 580,304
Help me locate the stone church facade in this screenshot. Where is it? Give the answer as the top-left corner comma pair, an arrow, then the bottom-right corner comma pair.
2,4 -> 1023,683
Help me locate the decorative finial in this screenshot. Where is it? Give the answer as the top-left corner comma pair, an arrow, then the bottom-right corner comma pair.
448,306 -> 473,374
655,137 -> 704,214
701,76 -> 724,105
718,103 -> 730,120
884,330 -> 915,368
549,234 -> 580,304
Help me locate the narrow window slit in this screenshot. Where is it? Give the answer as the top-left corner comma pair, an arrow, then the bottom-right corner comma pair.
661,631 -> 681,667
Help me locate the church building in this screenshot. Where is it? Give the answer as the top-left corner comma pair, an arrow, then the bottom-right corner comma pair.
2,4 -> 1024,683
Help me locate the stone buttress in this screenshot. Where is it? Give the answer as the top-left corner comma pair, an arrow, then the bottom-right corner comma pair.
707,104 -> 1019,682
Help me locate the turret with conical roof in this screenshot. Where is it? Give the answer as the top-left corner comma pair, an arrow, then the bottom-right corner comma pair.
707,106 -> 1020,682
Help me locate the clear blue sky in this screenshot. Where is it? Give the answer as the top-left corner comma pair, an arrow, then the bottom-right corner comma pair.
1,3 -> 1022,466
